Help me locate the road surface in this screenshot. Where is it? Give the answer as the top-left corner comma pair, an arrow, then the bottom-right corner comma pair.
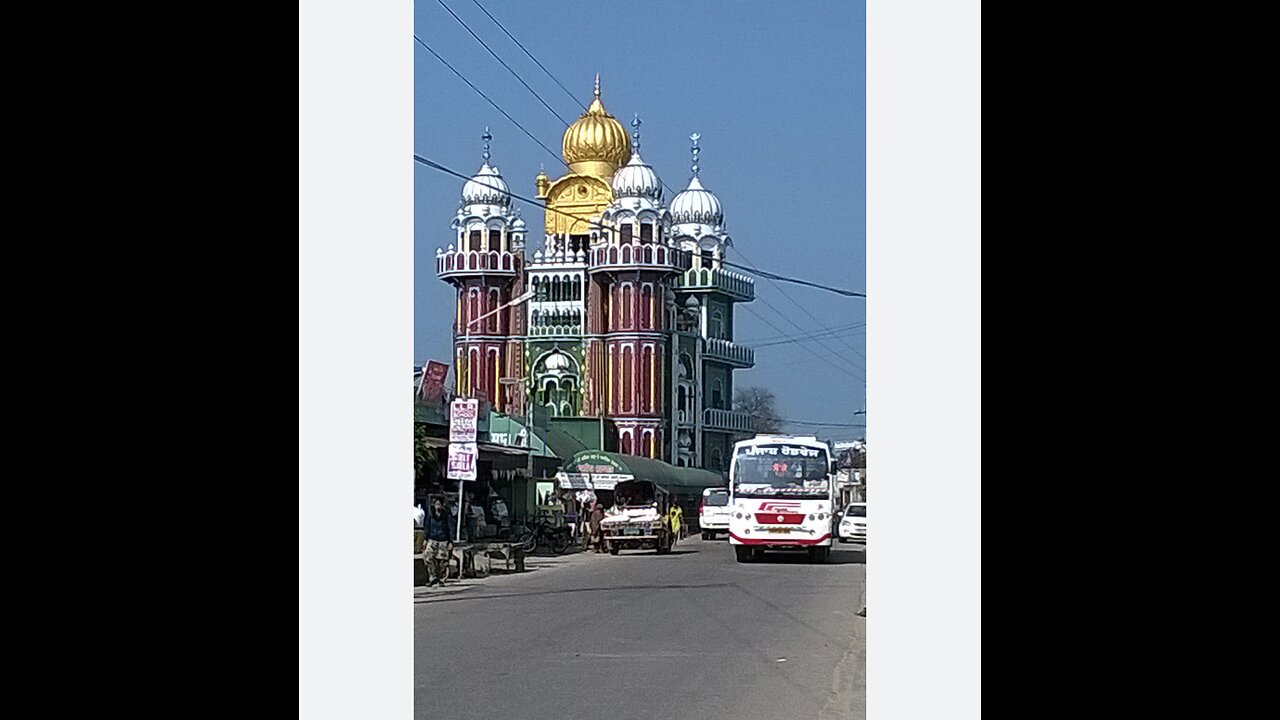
414,536 -> 865,720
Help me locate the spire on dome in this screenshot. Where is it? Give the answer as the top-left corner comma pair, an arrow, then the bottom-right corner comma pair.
482,127 -> 492,161
631,115 -> 642,153
594,73 -> 601,99
690,132 -> 701,176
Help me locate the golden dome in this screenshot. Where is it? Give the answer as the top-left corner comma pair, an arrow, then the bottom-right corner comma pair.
562,74 -> 631,178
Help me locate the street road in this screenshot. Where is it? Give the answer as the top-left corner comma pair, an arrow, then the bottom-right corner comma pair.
414,537 -> 866,720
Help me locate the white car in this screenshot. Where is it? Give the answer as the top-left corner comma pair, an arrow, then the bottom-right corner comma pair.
699,488 -> 731,539
837,502 -> 866,543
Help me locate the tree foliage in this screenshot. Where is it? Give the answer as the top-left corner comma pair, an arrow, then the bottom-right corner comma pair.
733,386 -> 783,435
414,421 -> 439,484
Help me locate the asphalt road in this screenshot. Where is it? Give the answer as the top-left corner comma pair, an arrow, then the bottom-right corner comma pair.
414,536 -> 866,720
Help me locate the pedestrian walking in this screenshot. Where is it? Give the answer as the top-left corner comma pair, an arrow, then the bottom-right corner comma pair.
589,501 -> 607,553
424,497 -> 454,587
670,500 -> 684,542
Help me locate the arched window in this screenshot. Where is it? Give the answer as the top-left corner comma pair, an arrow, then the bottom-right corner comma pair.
622,245 -> 631,263
639,223 -> 652,244
620,223 -> 632,244
572,277 -> 581,301
641,285 -> 652,329
621,431 -> 632,455
469,230 -> 482,252
531,309 -> 540,328
622,284 -> 633,329
622,346 -> 633,413
644,430 -> 653,457
712,379 -> 723,410
711,310 -> 723,339
641,346 -> 653,412
700,248 -> 713,268
488,289 -> 500,333
468,289 -> 479,328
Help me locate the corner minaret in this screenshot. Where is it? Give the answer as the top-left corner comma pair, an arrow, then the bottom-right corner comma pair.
435,129 -> 528,412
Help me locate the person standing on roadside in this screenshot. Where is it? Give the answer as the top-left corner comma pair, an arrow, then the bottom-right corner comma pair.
424,497 -> 454,587
589,501 -> 607,553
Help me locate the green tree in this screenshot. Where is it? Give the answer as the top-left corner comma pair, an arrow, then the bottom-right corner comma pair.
733,386 -> 783,434
414,421 -> 439,485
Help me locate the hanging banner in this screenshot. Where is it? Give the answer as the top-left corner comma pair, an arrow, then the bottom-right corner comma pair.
450,398 -> 480,443
447,442 -> 478,481
418,361 -> 449,405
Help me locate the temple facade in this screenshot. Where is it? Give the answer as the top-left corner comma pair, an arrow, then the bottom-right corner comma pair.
435,76 -> 756,472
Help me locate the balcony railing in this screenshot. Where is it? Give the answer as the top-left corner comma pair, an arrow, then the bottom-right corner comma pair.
703,408 -> 754,433
588,243 -> 692,274
704,338 -> 755,368
436,248 -> 520,278
673,267 -> 754,302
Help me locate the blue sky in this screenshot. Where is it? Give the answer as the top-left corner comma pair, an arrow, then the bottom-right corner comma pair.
414,0 -> 866,439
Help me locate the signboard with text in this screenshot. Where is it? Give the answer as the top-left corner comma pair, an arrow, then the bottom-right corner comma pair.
450,398 -> 479,443
447,442 -> 477,481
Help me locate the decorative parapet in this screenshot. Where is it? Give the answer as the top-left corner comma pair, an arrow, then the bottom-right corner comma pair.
528,248 -> 587,269
672,267 -> 754,301
587,243 -> 692,275
436,247 -> 520,279
703,408 -> 755,433
704,338 -> 754,368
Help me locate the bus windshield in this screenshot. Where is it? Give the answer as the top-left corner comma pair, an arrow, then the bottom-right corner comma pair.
732,444 -> 830,498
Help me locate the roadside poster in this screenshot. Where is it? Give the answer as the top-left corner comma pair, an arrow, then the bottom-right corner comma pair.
418,361 -> 449,405
447,442 -> 477,481
450,398 -> 479,443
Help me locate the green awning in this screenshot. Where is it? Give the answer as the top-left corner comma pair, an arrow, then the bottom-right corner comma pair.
558,450 -> 724,491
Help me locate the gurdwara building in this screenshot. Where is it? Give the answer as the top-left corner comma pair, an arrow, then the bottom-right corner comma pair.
434,76 -> 756,472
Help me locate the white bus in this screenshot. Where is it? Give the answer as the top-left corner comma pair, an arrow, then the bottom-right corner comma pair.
727,435 -> 836,563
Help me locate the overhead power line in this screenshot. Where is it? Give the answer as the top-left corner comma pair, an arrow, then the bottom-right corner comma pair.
413,154 -> 868,302
740,304 -> 862,381
468,0 -> 587,113
433,0 -> 572,126
414,36 -> 565,166
740,321 -> 865,345
751,326 -> 866,349
735,244 -> 867,362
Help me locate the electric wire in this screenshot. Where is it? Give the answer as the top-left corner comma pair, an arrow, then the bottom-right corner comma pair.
434,0 -> 572,126
414,36 -> 565,166
734,244 -> 867,361
469,0 -> 587,113
415,153 -> 865,299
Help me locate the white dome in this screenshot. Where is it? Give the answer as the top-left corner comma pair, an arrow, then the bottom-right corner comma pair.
669,176 -> 722,228
611,151 -> 662,202
543,352 -> 572,373
461,163 -> 511,209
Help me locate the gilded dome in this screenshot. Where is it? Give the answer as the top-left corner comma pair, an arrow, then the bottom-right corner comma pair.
562,74 -> 631,178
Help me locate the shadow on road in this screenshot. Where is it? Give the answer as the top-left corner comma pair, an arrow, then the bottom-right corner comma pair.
749,548 -> 864,565
417,581 -> 736,604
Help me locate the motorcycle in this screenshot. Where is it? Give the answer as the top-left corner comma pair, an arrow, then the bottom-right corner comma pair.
532,518 -> 571,554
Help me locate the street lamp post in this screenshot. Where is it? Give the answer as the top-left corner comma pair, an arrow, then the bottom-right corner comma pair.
455,288 -> 536,543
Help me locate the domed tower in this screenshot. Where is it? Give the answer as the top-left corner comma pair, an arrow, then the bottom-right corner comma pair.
435,129 -> 528,412
525,75 -> 630,427
581,116 -> 692,460
667,134 -> 756,471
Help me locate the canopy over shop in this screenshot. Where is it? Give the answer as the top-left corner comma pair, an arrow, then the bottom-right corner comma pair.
556,450 -> 725,516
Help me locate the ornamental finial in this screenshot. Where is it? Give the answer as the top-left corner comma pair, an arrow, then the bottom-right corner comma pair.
631,115 -> 642,153
482,127 -> 492,161
594,73 -> 600,98
690,132 -> 701,176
